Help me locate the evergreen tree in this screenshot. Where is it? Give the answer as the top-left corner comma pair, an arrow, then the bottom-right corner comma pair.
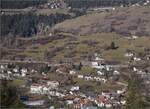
110,41 -> 118,49
126,78 -> 148,109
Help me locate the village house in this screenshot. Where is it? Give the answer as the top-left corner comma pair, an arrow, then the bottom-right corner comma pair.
91,62 -> 104,69
30,81 -> 59,94
78,75 -> 84,79
69,70 -> 77,75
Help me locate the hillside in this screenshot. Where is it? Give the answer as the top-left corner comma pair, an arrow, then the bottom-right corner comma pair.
54,6 -> 150,36
1,6 -> 150,63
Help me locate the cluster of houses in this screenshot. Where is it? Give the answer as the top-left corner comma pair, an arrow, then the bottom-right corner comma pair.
62,89 -> 126,109
77,74 -> 107,83
0,64 -> 28,80
1,49 -> 150,108
30,81 -> 59,94
28,81 -> 126,109
41,53 -> 127,108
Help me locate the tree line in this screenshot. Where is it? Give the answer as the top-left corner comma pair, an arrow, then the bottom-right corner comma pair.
0,80 -> 26,108
0,13 -> 71,38
1,0 -> 48,9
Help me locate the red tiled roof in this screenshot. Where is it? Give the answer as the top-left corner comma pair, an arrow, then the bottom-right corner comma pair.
97,95 -> 112,104
79,98 -> 91,105
41,76 -> 49,80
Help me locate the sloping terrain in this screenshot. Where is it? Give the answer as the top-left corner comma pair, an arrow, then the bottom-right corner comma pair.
54,6 -> 150,36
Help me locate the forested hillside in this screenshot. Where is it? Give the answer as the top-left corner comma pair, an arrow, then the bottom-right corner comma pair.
0,13 -> 71,38
1,0 -> 48,9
